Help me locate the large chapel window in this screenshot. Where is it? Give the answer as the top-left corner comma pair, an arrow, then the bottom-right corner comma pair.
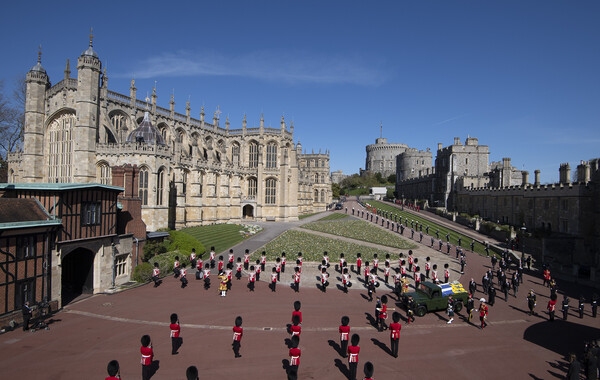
232,143 -> 240,166
97,163 -> 111,185
248,178 -> 257,200
157,169 -> 165,206
47,113 -> 74,183
139,168 -> 149,206
266,142 -> 277,168
265,178 -> 276,204
110,113 -> 129,142
248,142 -> 258,168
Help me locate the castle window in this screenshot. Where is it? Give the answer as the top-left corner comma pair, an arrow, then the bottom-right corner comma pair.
82,202 -> 101,226
314,174 -> 319,183
97,163 -> 111,185
248,178 -> 257,199
16,236 -> 35,260
47,113 -> 75,183
266,142 -> 277,168
248,142 -> 258,168
182,171 -> 188,195
139,168 -> 149,206
232,143 -> 240,166
157,169 -> 165,206
465,158 -> 469,164
314,189 -> 319,202
115,254 -> 128,277
320,174 -> 325,183
320,189 -> 325,202
110,113 -> 130,142
320,160 -> 324,167
265,178 -> 276,204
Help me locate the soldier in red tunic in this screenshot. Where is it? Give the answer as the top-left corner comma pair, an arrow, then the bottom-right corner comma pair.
543,267 -> 551,287
384,262 -> 391,284
292,301 -> 302,325
260,251 -> 267,272
293,266 -> 301,293
271,267 -> 278,292
180,264 -> 188,288
152,262 -> 161,287
228,249 -> 235,265
339,316 -> 350,358
408,251 -> 414,272
248,265 -> 256,292
479,300 -> 489,329
232,316 -> 243,358
363,361 -> 375,380
372,253 -> 379,272
190,248 -> 197,270
235,257 -> 243,280
364,261 -> 371,284
425,257 -> 431,279
389,312 -> 401,358
170,313 -> 181,355
356,253 -> 362,275
243,249 -> 250,270
548,293 -> 557,322
203,263 -> 211,290
173,256 -> 181,278
281,252 -> 286,273
209,246 -> 216,268
348,334 -> 361,380
255,259 -> 262,281
275,258 -> 282,281
321,266 -> 330,293
342,267 -> 351,293
140,335 -> 154,380
290,314 -> 302,338
218,256 -> 224,272
288,335 -> 301,374
105,360 -> 120,380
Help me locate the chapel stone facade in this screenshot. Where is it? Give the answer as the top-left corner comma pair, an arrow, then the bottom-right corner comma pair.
8,37 -> 332,231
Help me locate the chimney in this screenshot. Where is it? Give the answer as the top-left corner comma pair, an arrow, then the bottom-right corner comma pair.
453,137 -> 460,145
534,170 -> 541,186
521,171 -> 529,186
576,161 -> 591,183
559,163 -> 571,185
437,143 -> 443,151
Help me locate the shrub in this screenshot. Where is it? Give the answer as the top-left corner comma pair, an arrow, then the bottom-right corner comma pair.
166,230 -> 205,256
133,262 -> 153,282
142,239 -> 168,262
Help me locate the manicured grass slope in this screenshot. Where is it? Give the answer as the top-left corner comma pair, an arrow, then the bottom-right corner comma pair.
317,213 -> 349,221
302,219 -> 416,249
253,229 -> 393,262
367,200 -> 491,256
182,224 -> 251,255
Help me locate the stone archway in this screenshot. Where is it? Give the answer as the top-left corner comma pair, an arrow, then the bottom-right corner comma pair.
243,204 -> 254,219
61,248 -> 95,306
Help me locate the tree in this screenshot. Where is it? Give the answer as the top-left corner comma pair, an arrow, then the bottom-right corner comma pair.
0,76 -> 25,161
374,172 -> 384,184
331,182 -> 341,199
387,174 -> 396,184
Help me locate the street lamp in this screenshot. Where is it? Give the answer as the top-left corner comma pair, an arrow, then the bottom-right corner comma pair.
520,225 -> 527,262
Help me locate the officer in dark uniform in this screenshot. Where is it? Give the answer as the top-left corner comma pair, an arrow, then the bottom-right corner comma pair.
592,294 -> 598,318
469,278 -> 477,295
579,296 -> 585,319
488,285 -> 496,306
562,296 -> 570,320
470,240 -> 475,252
501,279 -> 510,301
491,255 -> 498,271
511,274 -> 519,297
21,301 -> 33,331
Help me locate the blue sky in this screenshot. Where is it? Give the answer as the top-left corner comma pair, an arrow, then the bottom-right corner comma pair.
1,0 -> 599,184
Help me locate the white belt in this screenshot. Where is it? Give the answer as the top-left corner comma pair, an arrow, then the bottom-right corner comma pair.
341,333 -> 349,340
349,353 -> 358,362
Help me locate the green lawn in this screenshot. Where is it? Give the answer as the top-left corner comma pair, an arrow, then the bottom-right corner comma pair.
317,213 -> 348,221
298,212 -> 320,220
181,224 -> 262,255
301,219 -> 416,250
252,229 -> 393,262
366,200 -> 492,256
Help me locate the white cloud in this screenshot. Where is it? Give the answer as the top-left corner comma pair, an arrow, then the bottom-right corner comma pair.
119,50 -> 388,86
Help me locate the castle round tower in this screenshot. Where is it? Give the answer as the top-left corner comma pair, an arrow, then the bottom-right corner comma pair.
364,138 -> 408,178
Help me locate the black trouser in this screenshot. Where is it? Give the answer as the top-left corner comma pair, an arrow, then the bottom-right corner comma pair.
261,263 -> 265,272
210,260 -> 215,268
272,282 -> 277,292
349,362 -> 358,380
277,272 -> 280,281
281,264 -> 285,273
467,308 -> 473,322
172,337 -> 177,354
142,364 -> 152,380
249,282 -> 255,291
426,269 -> 430,278
204,278 -> 210,289
378,317 -> 386,331
549,310 -> 555,321
294,282 -> 299,292
232,340 -> 241,357
244,262 -> 249,270
152,275 -> 160,286
563,309 -> 568,320
236,271 -> 242,280
340,339 -> 348,358
23,315 -> 30,331
391,337 -> 399,357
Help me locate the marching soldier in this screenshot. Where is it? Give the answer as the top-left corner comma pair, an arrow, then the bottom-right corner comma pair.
339,316 -> 350,358
578,296 -> 585,319
140,335 -> 154,380
389,312 -> 401,358
152,262 -> 161,287
425,257 -> 431,278
592,294 -> 598,318
466,293 -> 475,322
406,295 -> 416,324
469,278 -> 477,295
363,362 -> 375,380
105,360 -> 121,380
356,253 -> 362,275
288,335 -> 301,374
209,246 -> 216,268
479,300 -> 488,329
444,263 -> 450,283
232,316 -> 243,358
548,294 -> 557,322
348,334 -> 361,380
170,313 -> 181,355
488,285 -> 496,306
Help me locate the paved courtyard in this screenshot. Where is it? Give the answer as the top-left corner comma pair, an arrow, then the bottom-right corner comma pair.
0,210 -> 598,379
